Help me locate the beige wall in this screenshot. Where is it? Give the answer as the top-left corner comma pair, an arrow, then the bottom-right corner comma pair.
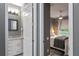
50,19 -> 68,36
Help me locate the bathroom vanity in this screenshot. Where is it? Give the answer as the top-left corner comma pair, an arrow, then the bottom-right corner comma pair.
7,4 -> 23,56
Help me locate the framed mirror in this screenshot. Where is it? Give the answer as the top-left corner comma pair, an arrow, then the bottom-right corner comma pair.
8,19 -> 18,31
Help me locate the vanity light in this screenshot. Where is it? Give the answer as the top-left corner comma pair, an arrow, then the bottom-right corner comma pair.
11,9 -> 15,13
15,9 -> 19,15
8,7 -> 11,12
15,9 -> 19,14
8,7 -> 20,15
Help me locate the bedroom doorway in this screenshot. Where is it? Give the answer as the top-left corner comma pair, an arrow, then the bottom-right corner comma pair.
50,3 -> 69,56
43,3 -> 69,56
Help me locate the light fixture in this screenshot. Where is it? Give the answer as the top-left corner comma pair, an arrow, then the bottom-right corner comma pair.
11,8 -> 15,13
58,10 -> 63,20
8,7 -> 20,15
8,7 -> 11,12
15,9 -> 19,14
59,16 -> 63,20
52,27 -> 54,33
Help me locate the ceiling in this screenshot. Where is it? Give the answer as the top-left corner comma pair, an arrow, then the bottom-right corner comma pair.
11,3 -> 24,7
50,3 -> 68,18
11,3 -> 68,18
11,3 -> 32,12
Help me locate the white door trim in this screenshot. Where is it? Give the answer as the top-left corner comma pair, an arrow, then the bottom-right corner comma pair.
33,3 -> 38,56
68,3 -> 73,56
39,3 -> 44,56
5,3 -> 8,56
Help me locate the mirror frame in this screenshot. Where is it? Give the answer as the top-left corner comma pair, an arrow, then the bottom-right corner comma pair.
8,19 -> 18,31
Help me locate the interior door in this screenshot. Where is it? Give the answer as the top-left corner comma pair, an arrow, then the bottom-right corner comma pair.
44,3 -> 50,56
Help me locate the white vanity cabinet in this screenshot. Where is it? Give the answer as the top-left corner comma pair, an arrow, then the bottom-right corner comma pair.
7,37 -> 23,56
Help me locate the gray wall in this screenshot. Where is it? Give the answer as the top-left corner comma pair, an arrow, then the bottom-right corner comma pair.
73,3 -> 79,56
0,3 -> 6,56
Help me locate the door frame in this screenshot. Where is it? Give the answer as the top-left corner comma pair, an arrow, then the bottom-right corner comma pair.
68,3 -> 73,56
37,3 -> 73,56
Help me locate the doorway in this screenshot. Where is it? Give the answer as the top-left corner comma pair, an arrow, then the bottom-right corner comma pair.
41,3 -> 72,56
50,3 -> 68,56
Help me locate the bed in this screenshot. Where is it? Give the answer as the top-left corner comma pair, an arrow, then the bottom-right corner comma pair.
50,36 -> 68,55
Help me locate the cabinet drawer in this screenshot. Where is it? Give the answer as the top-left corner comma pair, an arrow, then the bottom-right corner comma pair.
7,39 -> 23,56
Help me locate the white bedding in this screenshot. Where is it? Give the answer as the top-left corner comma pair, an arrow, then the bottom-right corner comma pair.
50,35 -> 68,55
